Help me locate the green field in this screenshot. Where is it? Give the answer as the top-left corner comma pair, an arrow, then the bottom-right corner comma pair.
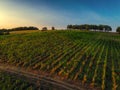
0,30 -> 120,90
0,71 -> 38,90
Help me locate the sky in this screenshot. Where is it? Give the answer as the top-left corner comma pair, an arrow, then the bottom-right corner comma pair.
0,0 -> 120,31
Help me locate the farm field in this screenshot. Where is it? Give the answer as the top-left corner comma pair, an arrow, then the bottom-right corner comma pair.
0,71 -> 38,90
0,30 -> 120,90
0,69 -> 72,90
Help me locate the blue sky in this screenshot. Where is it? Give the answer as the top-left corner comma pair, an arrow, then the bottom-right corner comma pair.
0,0 -> 120,31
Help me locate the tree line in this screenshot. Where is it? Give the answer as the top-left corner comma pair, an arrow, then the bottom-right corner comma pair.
8,26 -> 39,31
116,27 -> 120,34
0,26 -> 56,35
0,26 -> 56,31
1,25 -> 120,34
67,24 -> 112,32
0,29 -> 9,35
0,26 -> 39,35
0,26 -> 39,31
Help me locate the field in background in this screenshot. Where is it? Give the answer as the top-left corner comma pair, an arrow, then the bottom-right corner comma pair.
9,30 -> 40,34
0,30 -> 120,90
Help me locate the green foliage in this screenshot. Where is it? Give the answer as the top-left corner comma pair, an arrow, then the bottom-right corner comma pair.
0,71 -> 36,90
42,27 -> 47,31
9,26 -> 39,31
51,26 -> 55,30
0,27 -> 39,33
67,24 -> 112,32
116,27 -> 120,34
0,30 -> 120,89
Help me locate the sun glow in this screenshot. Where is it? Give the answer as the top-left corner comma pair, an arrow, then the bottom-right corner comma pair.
0,10 -> 36,29
0,12 -> 9,28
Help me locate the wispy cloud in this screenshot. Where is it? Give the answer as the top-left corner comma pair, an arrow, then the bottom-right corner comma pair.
0,0 -> 119,31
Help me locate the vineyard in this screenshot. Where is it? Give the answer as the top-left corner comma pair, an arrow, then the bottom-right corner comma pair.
0,30 -> 120,90
0,71 -> 38,90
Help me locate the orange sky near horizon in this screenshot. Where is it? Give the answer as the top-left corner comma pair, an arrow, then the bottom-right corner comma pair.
0,9 -> 43,29
0,0 -> 118,32
0,1 -> 64,29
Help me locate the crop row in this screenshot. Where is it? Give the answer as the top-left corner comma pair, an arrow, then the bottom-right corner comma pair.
0,31 -> 120,90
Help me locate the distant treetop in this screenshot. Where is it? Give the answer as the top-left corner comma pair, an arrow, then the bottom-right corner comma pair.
67,24 -> 112,32
116,27 -> 120,34
52,27 -> 55,30
9,26 -> 39,31
42,27 -> 47,31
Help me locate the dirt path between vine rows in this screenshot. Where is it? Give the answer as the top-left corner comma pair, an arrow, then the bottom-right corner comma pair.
0,63 -> 99,90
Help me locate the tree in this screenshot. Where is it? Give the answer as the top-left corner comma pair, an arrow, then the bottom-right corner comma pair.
91,25 -> 98,31
0,29 -> 9,35
104,25 -> 112,32
98,25 -> 112,32
116,27 -> 120,34
67,25 -> 73,29
42,27 -> 47,31
9,26 -> 39,31
84,24 -> 90,30
52,27 -> 55,30
72,25 -> 80,29
28,26 -> 39,30
66,24 -> 112,32
98,25 -> 104,31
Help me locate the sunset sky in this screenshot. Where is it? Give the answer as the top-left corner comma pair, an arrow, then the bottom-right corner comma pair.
0,0 -> 120,31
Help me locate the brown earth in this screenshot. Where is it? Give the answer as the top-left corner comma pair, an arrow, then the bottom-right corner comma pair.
0,63 -> 100,90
